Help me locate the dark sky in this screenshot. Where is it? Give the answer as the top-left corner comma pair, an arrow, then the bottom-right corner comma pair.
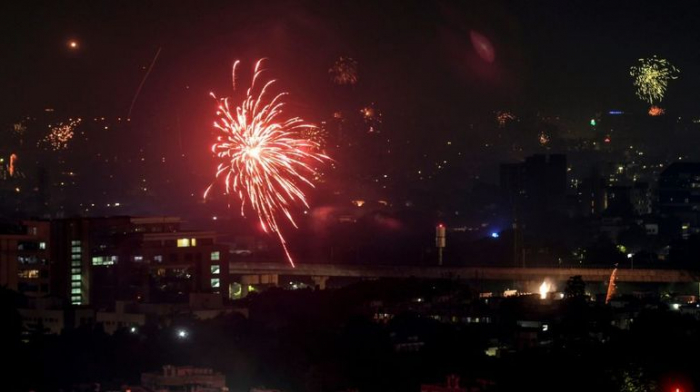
2,0 -> 700,135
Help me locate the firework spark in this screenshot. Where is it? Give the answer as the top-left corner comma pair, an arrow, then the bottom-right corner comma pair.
329,57 -> 358,85
205,60 -> 329,267
648,105 -> 665,116
40,118 -> 81,150
361,103 -> 382,133
630,56 -> 680,104
496,111 -> 516,127
300,125 -> 329,150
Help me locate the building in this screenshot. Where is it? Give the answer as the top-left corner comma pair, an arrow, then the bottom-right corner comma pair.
0,220 -> 52,298
141,365 -> 228,392
95,300 -> 147,334
0,216 -> 231,308
500,154 -> 567,215
658,162 -> 700,235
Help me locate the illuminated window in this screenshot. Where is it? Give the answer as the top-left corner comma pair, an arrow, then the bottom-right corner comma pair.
18,269 -> 40,279
133,255 -> 143,262
177,238 -> 191,247
71,246 -> 82,253
211,278 -> 220,288
191,238 -> 197,246
92,256 -> 117,266
211,265 -> 220,275
71,240 -> 81,246
211,251 -> 220,261
71,260 -> 81,268
71,268 -> 81,274
71,274 -> 81,281
39,242 -> 46,250
154,255 -> 163,263
71,282 -> 81,288
72,254 -> 81,260
71,288 -> 81,294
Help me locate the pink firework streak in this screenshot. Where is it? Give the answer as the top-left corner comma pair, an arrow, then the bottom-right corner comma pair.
205,59 -> 329,267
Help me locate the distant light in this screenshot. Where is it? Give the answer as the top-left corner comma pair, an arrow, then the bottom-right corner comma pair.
491,232 -> 500,238
177,329 -> 188,338
68,40 -> 78,49
672,303 -> 680,310
130,326 -> 137,333
590,119 -> 596,126
627,253 -> 633,259
608,110 -> 624,115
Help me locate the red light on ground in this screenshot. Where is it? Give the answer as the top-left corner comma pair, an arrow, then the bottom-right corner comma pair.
470,30 -> 495,63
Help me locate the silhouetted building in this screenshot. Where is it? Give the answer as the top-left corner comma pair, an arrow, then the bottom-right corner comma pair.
658,162 -> 700,234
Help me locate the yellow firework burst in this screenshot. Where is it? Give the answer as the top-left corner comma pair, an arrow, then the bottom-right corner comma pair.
630,56 -> 679,104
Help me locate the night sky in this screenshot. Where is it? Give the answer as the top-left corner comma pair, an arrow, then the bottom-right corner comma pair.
4,1 -> 700,121
3,0 -> 700,214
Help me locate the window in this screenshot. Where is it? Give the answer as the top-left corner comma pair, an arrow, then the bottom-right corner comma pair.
71,274 -> 81,281
71,246 -> 82,253
71,268 -> 81,274
30,227 -> 38,235
92,256 -> 117,266
71,282 -> 81,288
18,269 -> 40,279
211,265 -> 220,275
154,255 -> 163,263
39,242 -> 46,250
133,255 -> 143,262
71,240 -> 81,246
211,278 -> 220,288
72,254 -> 81,260
71,288 -> 81,294
177,238 -> 191,247
211,251 -> 220,261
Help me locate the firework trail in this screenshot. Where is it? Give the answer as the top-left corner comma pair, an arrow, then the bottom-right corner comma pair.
205,59 -> 329,267
630,56 -> 679,105
127,47 -> 162,119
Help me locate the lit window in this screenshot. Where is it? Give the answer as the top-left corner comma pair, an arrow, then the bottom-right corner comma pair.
71,282 -> 81,288
211,278 -> 220,288
71,240 -> 81,246
71,246 -> 82,253
92,256 -> 117,266
133,255 -> 143,262
71,268 -> 81,274
71,274 -> 81,281
39,242 -> 46,250
71,260 -> 81,267
154,255 -> 163,262
177,238 -> 191,247
211,251 -> 220,261
72,254 -> 81,260
18,269 -> 40,279
211,265 -> 220,275
71,288 -> 81,294
191,238 -> 197,246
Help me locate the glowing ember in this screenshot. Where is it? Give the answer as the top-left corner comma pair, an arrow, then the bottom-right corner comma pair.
539,280 -> 551,299
205,59 -> 329,267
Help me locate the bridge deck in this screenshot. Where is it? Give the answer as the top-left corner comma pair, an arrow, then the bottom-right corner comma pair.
229,262 -> 698,283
